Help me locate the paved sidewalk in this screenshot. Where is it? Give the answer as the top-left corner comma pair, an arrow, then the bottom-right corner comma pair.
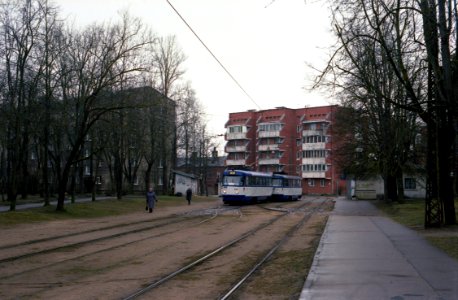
300,197 -> 458,300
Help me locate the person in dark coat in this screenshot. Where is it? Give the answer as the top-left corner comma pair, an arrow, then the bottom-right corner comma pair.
146,186 -> 157,213
186,187 -> 192,205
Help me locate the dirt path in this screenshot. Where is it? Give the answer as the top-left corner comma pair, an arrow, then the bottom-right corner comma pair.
0,197 -> 335,299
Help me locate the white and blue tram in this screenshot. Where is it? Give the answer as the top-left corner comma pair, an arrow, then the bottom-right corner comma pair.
219,170 -> 303,204
220,170 -> 274,204
272,173 -> 302,201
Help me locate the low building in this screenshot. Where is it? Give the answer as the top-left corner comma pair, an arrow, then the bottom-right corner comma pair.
173,171 -> 198,196
347,175 -> 426,200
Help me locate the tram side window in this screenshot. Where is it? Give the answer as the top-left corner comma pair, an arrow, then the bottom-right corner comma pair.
246,176 -> 271,186
273,178 -> 282,187
247,176 -> 256,186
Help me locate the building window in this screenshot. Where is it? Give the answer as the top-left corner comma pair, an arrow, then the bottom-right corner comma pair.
405,178 -> 416,190
84,165 -> 90,176
229,125 -> 243,133
320,179 -> 325,187
302,164 -> 327,172
259,123 -> 282,132
95,176 -> 102,185
308,179 -> 315,186
304,150 -> 328,158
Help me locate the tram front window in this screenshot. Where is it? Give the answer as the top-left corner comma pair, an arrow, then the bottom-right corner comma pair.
223,176 -> 244,186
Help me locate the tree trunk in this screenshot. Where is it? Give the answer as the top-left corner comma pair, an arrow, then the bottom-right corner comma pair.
396,169 -> 405,204
144,162 -> 153,191
114,154 -> 123,199
437,120 -> 456,225
56,163 -> 72,211
386,174 -> 398,202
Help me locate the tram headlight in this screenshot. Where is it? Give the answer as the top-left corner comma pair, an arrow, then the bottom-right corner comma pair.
222,188 -> 227,194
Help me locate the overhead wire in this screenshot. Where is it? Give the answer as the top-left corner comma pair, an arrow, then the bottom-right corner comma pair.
166,0 -> 262,110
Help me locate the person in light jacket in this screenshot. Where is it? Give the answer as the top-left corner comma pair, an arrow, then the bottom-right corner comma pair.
146,186 -> 157,213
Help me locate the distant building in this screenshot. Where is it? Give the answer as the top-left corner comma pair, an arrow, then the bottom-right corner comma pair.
224,105 -> 346,195
175,147 -> 226,195
88,86 -> 176,195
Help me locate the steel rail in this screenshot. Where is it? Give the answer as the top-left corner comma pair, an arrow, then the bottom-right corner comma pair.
218,200 -> 328,300
0,206 -> 230,264
0,205 -> 227,251
122,201 -> 312,300
0,207 -> 243,283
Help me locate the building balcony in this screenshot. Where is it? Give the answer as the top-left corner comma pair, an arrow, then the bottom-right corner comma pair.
302,158 -> 327,165
302,129 -> 323,136
258,158 -> 281,165
301,171 -> 326,179
302,143 -> 326,150
258,144 -> 279,151
226,159 -> 246,166
225,145 -> 248,152
226,132 -> 248,140
258,131 -> 281,138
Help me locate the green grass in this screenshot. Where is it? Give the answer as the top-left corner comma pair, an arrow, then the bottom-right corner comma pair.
425,236 -> 458,260
0,195 -> 217,226
375,198 -> 458,260
375,199 -> 426,228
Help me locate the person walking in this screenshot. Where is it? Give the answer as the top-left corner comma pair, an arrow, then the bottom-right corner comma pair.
146,186 -> 157,213
186,187 -> 192,205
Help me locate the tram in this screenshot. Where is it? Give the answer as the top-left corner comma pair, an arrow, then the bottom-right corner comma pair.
272,173 -> 302,201
219,169 -> 273,204
219,169 -> 303,204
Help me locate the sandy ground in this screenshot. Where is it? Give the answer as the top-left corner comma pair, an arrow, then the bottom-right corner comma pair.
0,197 -> 334,299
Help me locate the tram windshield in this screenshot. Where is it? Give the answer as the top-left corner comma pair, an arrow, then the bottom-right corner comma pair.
222,175 -> 244,186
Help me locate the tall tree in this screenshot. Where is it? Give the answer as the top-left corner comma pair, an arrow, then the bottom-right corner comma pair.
0,0 -> 46,210
151,35 -> 186,194
52,13 -> 153,210
313,0 -> 456,225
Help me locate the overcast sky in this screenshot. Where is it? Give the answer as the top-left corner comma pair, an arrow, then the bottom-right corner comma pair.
55,0 -> 335,144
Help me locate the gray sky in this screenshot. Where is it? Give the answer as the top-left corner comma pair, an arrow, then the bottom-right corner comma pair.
55,0 -> 335,142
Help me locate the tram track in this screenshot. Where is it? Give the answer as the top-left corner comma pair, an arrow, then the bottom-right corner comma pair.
0,205 -> 234,251
0,198 -> 332,299
218,200 -> 327,299
0,205 -> 242,282
121,199 -> 326,300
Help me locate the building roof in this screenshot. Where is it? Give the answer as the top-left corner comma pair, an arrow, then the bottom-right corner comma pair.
172,170 -> 198,179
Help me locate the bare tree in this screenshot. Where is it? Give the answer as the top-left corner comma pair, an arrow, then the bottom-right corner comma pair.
313,0 -> 456,225
150,35 -> 186,194
0,0 -> 47,210
153,35 -> 186,98
52,13 -> 153,210
175,83 -> 202,172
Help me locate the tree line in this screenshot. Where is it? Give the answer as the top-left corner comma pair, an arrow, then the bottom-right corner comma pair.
314,0 -> 457,226
0,0 -> 212,211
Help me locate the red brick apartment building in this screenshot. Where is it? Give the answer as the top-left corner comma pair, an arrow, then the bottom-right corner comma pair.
224,105 -> 346,195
